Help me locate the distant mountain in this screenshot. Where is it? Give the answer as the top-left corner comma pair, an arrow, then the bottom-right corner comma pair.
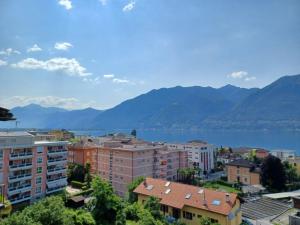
203,74 -> 300,130
5,104 -> 103,129
1,74 -> 300,131
91,85 -> 256,129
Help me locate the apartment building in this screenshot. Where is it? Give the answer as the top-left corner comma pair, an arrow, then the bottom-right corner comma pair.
167,141 -> 215,174
134,178 -> 242,225
68,135 -> 188,196
226,159 -> 260,185
0,132 -> 68,205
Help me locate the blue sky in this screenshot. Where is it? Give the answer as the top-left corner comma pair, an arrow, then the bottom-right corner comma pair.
0,0 -> 299,110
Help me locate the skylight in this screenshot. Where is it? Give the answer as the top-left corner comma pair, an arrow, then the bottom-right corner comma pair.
185,193 -> 192,199
165,188 -> 171,194
165,181 -> 170,187
212,200 -> 221,206
146,185 -> 153,190
198,189 -> 204,194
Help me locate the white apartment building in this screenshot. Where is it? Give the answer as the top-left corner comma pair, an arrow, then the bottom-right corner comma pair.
166,141 -> 216,174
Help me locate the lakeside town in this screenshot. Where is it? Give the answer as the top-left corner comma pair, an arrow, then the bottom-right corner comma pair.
0,125 -> 300,225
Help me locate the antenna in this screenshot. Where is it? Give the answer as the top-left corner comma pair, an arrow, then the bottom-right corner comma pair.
15,121 -> 20,128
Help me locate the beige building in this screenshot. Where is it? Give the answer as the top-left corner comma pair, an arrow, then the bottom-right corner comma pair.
134,178 -> 242,225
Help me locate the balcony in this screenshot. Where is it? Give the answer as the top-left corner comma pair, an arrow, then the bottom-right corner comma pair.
47,176 -> 67,185
8,184 -> 32,196
8,173 -> 32,182
9,163 -> 32,171
47,167 -> 66,175
47,158 -> 67,165
46,185 -> 66,194
10,152 -> 33,160
9,194 -> 31,204
47,149 -> 67,156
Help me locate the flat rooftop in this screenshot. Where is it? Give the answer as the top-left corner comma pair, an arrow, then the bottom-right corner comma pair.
0,131 -> 33,137
34,140 -> 69,146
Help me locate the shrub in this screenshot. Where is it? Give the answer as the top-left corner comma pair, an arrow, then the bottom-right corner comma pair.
71,180 -> 86,189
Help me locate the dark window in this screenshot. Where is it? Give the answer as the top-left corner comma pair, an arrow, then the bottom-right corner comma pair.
183,211 -> 193,220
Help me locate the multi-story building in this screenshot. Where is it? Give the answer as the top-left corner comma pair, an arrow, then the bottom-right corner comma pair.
0,132 -> 68,205
270,149 -> 296,161
226,159 -> 260,185
167,141 -> 215,174
68,135 -> 188,196
134,177 -> 242,225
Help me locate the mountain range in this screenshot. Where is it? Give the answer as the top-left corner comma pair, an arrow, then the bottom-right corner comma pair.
1,74 -> 300,131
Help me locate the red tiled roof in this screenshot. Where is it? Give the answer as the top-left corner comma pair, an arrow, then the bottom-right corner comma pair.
134,178 -> 238,216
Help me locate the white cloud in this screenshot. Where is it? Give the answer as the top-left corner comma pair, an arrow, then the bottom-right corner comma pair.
0,60 -> 7,66
58,0 -> 72,10
11,57 -> 91,77
103,74 -> 115,79
123,1 -> 135,12
99,0 -> 107,6
27,44 -> 42,52
113,78 -> 130,83
228,71 -> 248,79
83,76 -> 101,84
244,76 -> 256,82
0,96 -> 96,110
54,42 -> 73,51
0,48 -> 21,56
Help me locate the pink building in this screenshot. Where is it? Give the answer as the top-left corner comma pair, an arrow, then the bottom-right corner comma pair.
0,132 -> 68,205
96,143 -> 188,196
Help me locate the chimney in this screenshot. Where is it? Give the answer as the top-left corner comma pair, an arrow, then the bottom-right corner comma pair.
143,179 -> 147,188
203,190 -> 207,206
226,193 -> 230,203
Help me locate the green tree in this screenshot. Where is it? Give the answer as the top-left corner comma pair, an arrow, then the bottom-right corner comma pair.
199,217 -> 220,225
136,208 -> 164,225
144,196 -> 162,221
261,155 -> 287,192
84,162 -> 92,188
127,176 -> 145,203
65,209 -> 96,225
177,168 -> 196,184
88,177 -> 123,225
283,161 -> 298,183
131,129 -> 137,137
68,163 -> 85,182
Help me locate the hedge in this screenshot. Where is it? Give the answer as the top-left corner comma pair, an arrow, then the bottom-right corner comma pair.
71,180 -> 86,189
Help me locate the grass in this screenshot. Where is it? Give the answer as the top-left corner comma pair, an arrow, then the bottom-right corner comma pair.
202,181 -> 241,193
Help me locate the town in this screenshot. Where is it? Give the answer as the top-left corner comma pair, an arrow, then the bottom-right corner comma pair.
0,128 -> 299,225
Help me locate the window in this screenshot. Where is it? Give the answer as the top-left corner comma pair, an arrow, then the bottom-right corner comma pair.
0,149 -> 3,159
37,146 -> 43,153
37,157 -> 43,164
36,177 -> 42,184
160,204 -> 168,214
183,211 -> 193,220
37,167 -> 42,174
36,186 -> 42,194
210,218 -> 218,223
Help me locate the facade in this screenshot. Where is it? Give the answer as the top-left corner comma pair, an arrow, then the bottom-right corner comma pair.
287,157 -> 300,175
270,149 -> 296,161
226,159 -> 260,185
167,141 -> 215,174
134,177 -> 241,225
68,135 -> 189,196
0,132 -> 68,205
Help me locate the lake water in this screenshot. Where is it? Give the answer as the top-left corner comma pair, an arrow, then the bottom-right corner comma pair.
72,129 -> 300,153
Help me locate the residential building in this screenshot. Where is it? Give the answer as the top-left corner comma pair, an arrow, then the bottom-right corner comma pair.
0,132 -> 68,205
167,140 -> 215,174
287,157 -> 300,175
68,135 -> 188,196
270,149 -> 296,161
134,177 -> 241,225
226,159 -> 260,185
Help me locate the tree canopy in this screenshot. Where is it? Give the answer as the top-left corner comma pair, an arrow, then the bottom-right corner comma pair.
261,155 -> 287,192
127,176 -> 145,203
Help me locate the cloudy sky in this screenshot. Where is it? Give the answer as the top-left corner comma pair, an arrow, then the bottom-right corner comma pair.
0,0 -> 299,110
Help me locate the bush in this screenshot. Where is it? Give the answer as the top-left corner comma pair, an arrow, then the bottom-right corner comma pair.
73,189 -> 93,197
71,180 -> 86,189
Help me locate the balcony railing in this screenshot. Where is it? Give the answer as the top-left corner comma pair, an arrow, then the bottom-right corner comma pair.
8,184 -> 32,195
9,163 -> 32,170
47,149 -> 67,155
8,173 -> 32,182
46,185 -> 65,194
47,167 -> 66,175
47,158 -> 67,165
10,152 -> 33,159
47,176 -> 67,183
9,194 -> 31,204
